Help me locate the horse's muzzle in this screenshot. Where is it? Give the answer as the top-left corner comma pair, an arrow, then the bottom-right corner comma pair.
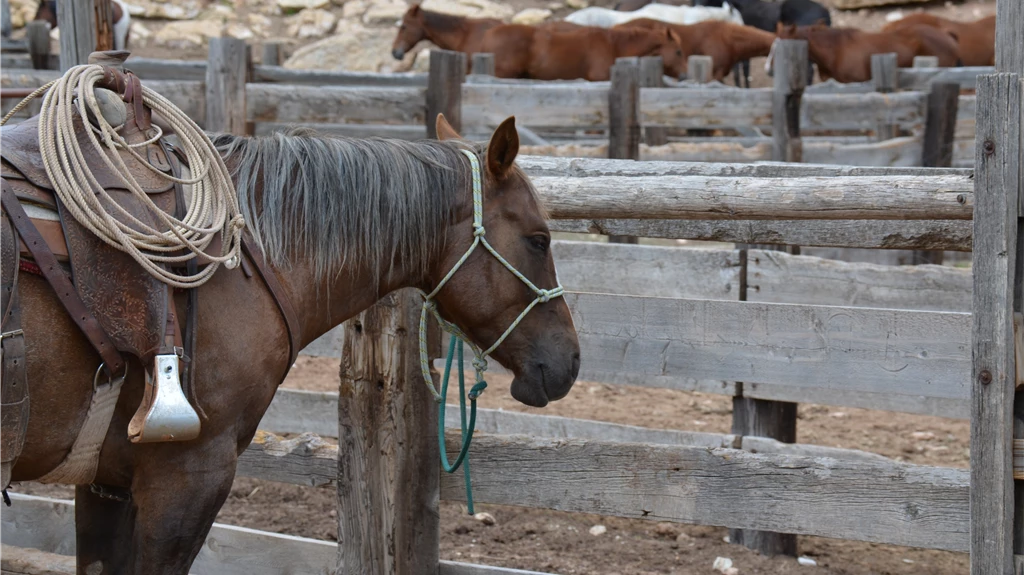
392,48 -> 405,60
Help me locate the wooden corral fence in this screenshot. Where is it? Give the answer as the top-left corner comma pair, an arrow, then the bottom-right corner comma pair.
1,157 -> 991,574
0,42 -> 992,167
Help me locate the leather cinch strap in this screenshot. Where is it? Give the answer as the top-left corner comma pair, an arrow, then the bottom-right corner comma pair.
0,180 -> 126,376
241,238 -> 301,366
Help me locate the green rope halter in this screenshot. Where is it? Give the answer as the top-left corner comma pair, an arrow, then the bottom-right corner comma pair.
417,149 -> 565,514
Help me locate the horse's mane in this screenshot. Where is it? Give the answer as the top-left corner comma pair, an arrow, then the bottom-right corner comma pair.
214,130 -> 472,284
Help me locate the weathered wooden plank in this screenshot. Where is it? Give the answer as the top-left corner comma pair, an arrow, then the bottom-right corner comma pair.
608,57 -> 640,160
1,495 -> 553,575
803,92 -> 925,133
516,155 -> 973,178
568,292 -> 971,401
772,40 -> 807,164
743,381 -> 968,419
640,56 -> 667,146
870,53 -> 899,141
922,83 -> 960,168
440,434 -> 970,552
462,84 -> 607,130
551,241 -> 741,299
970,73 -> 1021,575
25,21 -> 50,71
640,87 -> 773,129
258,390 -> 892,462
427,50 -> 465,138
532,174 -> 973,220
747,248 -> 972,311
898,66 -> 992,91
145,80 -> 206,127
1,494 -> 337,575
246,84 -> 427,126
548,219 -> 972,251
205,37 -> 248,135
124,57 -> 206,81
254,65 -> 428,87
1,545 -> 75,575
471,53 -> 495,76
57,0 -> 94,71
336,291 -> 440,573
803,135 -> 925,167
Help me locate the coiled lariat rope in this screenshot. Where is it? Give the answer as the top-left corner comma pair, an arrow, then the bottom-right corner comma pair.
1,64 -> 244,288
418,149 -> 565,514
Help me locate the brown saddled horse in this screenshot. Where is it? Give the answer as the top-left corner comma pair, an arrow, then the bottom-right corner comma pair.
882,13 -> 994,66
4,111 -> 579,573
478,23 -> 686,80
776,23 -> 961,83
617,18 -> 776,81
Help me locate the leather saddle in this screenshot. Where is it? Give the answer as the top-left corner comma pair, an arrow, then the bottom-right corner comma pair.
0,73 -> 199,486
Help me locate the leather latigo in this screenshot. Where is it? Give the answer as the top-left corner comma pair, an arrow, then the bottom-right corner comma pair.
1,198 -> 30,488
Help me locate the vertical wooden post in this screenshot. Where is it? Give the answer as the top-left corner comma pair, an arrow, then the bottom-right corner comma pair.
910,81 -> 961,266
728,245 -> 798,557
25,20 -> 51,71
687,55 -> 712,84
608,57 -> 641,244
426,49 -> 466,139
772,40 -> 807,163
205,37 -> 249,135
971,72 -> 1021,575
57,0 -> 96,71
608,57 -> 640,160
913,55 -> 939,68
1,0 -> 11,39
337,290 -> 441,575
262,43 -> 281,67
640,56 -> 667,146
870,53 -> 899,141
471,53 -> 495,76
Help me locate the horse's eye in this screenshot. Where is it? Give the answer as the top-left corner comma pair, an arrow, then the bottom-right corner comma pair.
528,235 -> 550,253
676,50 -> 682,56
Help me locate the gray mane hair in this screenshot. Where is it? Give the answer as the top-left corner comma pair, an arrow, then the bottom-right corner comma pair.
214,129 -> 477,286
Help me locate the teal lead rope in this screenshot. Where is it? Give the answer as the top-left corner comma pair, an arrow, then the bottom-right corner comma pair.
418,149 -> 565,515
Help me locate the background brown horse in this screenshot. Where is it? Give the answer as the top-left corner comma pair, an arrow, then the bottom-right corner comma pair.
391,4 -> 501,60
617,18 -> 776,82
8,115 -> 579,573
776,23 -> 961,83
480,23 -> 686,81
882,13 -> 994,66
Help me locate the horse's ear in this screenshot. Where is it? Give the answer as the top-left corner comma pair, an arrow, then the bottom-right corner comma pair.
435,114 -> 461,141
486,116 -> 520,180
410,3 -> 421,15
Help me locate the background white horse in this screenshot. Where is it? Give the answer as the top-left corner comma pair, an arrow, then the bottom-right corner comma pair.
565,2 -> 744,27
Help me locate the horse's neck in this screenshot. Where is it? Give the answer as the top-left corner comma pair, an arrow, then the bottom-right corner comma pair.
804,31 -> 838,76
274,257 -> 415,350
731,27 -> 775,60
612,28 -> 663,58
422,11 -> 471,51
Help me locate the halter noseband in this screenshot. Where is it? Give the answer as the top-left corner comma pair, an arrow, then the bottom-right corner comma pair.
418,149 -> 565,402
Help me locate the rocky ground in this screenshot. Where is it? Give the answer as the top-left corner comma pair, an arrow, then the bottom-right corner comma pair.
4,0 -> 999,81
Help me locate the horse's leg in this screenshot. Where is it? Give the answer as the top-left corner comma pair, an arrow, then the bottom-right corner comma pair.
742,59 -> 750,88
732,62 -> 741,86
126,440 -> 239,574
75,484 -> 136,574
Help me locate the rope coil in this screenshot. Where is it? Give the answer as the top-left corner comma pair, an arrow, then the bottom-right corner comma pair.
2,65 -> 244,289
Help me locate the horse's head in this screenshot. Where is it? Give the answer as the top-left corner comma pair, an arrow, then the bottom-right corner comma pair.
392,4 -> 425,60
652,27 -> 687,79
428,114 -> 580,407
